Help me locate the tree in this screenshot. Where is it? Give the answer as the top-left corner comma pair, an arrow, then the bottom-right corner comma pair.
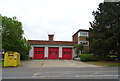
89,2 -> 120,58
0,15 -> 2,49
74,44 -> 84,57
2,16 -> 31,54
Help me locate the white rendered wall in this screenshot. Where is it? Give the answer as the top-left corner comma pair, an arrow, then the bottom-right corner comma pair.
59,47 -> 62,57
45,46 -> 48,57
29,46 -> 34,57
29,45 -> 75,59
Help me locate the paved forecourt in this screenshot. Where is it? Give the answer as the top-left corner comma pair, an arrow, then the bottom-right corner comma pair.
20,60 -> 101,68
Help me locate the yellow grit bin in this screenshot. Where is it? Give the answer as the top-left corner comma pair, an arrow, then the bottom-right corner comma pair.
4,51 -> 20,67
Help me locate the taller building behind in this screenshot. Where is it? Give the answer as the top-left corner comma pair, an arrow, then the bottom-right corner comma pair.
72,29 -> 90,54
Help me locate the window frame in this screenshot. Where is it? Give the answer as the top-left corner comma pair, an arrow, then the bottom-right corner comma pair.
79,32 -> 88,37
78,41 -> 89,46
36,51 -> 44,54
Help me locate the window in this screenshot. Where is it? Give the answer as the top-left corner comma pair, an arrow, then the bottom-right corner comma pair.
79,32 -> 88,37
64,51 -> 71,54
36,51 -> 44,54
79,41 -> 89,46
50,51 -> 54,54
50,51 -> 57,54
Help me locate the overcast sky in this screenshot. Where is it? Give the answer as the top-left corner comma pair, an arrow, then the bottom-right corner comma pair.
0,0 -> 104,41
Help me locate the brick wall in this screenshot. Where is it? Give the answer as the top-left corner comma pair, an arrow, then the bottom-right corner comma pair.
72,33 -> 78,44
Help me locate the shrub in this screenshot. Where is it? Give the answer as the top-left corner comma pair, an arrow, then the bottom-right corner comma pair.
96,56 -> 118,61
80,54 -> 97,62
20,54 -> 28,60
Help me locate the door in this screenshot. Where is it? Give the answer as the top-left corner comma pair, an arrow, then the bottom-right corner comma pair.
62,48 -> 72,59
34,47 -> 44,59
48,47 -> 59,59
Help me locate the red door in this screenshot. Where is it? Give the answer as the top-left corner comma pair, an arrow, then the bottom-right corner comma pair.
48,47 -> 59,59
34,47 -> 44,59
62,48 -> 72,59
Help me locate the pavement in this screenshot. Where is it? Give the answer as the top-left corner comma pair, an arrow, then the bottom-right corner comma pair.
20,60 -> 102,68
2,60 -> 119,79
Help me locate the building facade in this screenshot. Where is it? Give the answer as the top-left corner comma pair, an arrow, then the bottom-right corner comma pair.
28,35 -> 75,59
28,29 -> 90,59
72,29 -> 90,54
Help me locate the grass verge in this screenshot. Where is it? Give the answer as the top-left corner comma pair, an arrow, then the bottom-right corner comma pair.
85,60 -> 119,67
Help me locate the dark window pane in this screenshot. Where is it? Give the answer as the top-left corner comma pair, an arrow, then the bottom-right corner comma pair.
36,51 -> 44,54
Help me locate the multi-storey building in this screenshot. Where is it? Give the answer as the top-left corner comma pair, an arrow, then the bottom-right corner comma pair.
72,29 -> 90,54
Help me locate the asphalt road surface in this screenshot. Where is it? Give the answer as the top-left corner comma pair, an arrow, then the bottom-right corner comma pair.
2,60 -> 119,79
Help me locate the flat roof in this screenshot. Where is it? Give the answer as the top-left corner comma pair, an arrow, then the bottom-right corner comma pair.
28,40 -> 75,46
72,29 -> 89,37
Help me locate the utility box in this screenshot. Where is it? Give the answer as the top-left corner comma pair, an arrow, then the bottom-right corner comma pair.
4,52 -> 20,67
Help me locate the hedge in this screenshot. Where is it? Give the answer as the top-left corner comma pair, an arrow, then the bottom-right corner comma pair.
96,56 -> 118,61
80,54 -> 97,62
20,54 -> 28,60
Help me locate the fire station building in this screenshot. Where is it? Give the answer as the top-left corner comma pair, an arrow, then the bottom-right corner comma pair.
28,29 -> 90,60
28,34 -> 75,60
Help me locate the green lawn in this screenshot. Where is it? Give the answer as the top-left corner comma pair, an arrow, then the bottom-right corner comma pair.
0,60 -> 2,63
0,60 -> 3,66
85,61 -> 119,67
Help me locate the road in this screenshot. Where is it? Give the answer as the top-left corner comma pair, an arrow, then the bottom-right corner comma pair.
2,60 -> 119,79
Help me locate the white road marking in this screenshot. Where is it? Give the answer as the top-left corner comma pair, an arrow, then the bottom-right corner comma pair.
3,74 -> 118,79
32,76 -> 46,77
89,75 -> 118,76
34,73 -> 38,76
94,73 -> 99,75
32,74 -> 118,77
33,71 -> 118,73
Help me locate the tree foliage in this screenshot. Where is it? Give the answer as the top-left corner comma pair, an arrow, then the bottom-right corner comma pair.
0,15 -> 2,49
2,16 -> 31,54
89,2 -> 120,57
74,44 -> 84,57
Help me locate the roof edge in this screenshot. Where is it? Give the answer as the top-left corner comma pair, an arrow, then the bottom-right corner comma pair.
72,29 -> 89,37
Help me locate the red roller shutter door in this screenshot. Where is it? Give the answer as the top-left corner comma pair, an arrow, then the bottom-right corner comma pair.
34,47 -> 44,59
62,48 -> 72,59
48,47 -> 59,59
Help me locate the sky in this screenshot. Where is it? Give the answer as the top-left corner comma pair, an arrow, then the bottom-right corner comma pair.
0,0 -> 104,41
